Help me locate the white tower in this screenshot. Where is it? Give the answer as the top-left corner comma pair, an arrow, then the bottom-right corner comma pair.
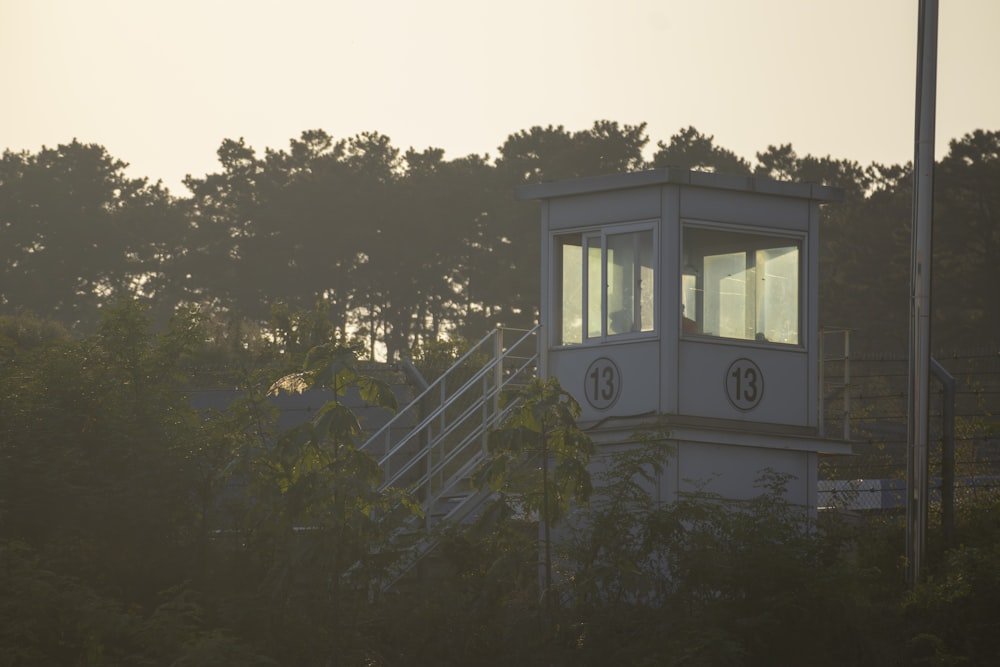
517,169 -> 851,508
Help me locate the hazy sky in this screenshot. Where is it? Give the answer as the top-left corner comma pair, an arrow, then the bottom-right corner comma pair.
3,0 -> 998,193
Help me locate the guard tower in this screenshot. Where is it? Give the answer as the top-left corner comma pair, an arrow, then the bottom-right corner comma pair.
517,168 -> 851,508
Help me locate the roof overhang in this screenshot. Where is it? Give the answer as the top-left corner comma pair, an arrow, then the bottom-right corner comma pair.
515,167 -> 845,204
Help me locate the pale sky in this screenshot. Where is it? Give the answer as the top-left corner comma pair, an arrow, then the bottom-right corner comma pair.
2,0 -> 998,193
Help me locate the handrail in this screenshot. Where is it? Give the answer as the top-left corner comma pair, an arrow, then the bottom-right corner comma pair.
381,386 -> 490,489
361,326 -> 537,458
376,348 -> 501,468
360,331 -> 494,453
378,326 -> 538,470
361,325 -> 538,502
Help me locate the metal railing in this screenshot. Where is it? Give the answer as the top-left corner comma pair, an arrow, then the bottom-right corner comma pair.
819,327 -> 852,440
362,326 -> 539,531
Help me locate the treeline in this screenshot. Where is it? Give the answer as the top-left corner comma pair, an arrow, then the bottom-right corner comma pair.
2,124 -> 997,358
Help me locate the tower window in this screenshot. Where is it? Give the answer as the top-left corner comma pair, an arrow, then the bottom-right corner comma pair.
682,225 -> 801,345
555,225 -> 655,345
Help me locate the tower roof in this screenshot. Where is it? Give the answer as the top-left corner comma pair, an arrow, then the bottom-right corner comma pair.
515,167 -> 844,203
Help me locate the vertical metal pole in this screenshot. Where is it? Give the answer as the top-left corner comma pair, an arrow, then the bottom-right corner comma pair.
818,328 -> 826,437
439,377 -> 447,436
493,328 -> 503,436
843,330 -> 851,441
907,0 -> 938,586
496,328 -> 504,406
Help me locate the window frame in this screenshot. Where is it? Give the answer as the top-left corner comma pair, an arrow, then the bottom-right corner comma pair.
552,220 -> 658,348
680,220 -> 805,348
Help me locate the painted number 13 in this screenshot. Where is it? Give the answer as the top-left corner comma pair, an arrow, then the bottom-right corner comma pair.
584,357 -> 621,410
725,358 -> 764,410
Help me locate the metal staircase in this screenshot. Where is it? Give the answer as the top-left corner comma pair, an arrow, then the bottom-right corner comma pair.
360,326 -> 539,581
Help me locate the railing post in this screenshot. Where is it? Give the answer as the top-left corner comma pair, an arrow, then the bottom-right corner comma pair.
494,328 -> 503,421
843,329 -> 851,441
383,432 -> 392,481
818,328 -> 852,441
439,376 -> 447,438
425,420 -> 433,532
818,327 -> 825,437
482,371 -> 491,454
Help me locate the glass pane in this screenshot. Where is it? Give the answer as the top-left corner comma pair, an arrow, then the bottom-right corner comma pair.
605,230 -> 655,335
682,271 -> 699,333
606,233 -> 634,334
586,237 -> 602,339
638,230 -> 655,332
757,246 -> 798,343
684,226 -> 800,345
556,234 -> 583,344
705,251 -> 749,339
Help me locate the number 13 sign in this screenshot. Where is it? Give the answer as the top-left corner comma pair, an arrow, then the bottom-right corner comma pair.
584,357 -> 622,410
725,358 -> 764,411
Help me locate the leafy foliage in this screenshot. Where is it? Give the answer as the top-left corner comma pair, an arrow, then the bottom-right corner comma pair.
1,309 -> 999,663
0,303 -> 420,664
478,377 -> 594,522
476,377 -> 594,610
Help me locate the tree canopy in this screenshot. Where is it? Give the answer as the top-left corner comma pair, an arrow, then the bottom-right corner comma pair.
5,123 -> 996,357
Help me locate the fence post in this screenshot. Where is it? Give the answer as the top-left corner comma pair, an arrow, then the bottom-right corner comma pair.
494,328 -> 503,425
818,327 -> 825,437
843,330 -> 851,441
